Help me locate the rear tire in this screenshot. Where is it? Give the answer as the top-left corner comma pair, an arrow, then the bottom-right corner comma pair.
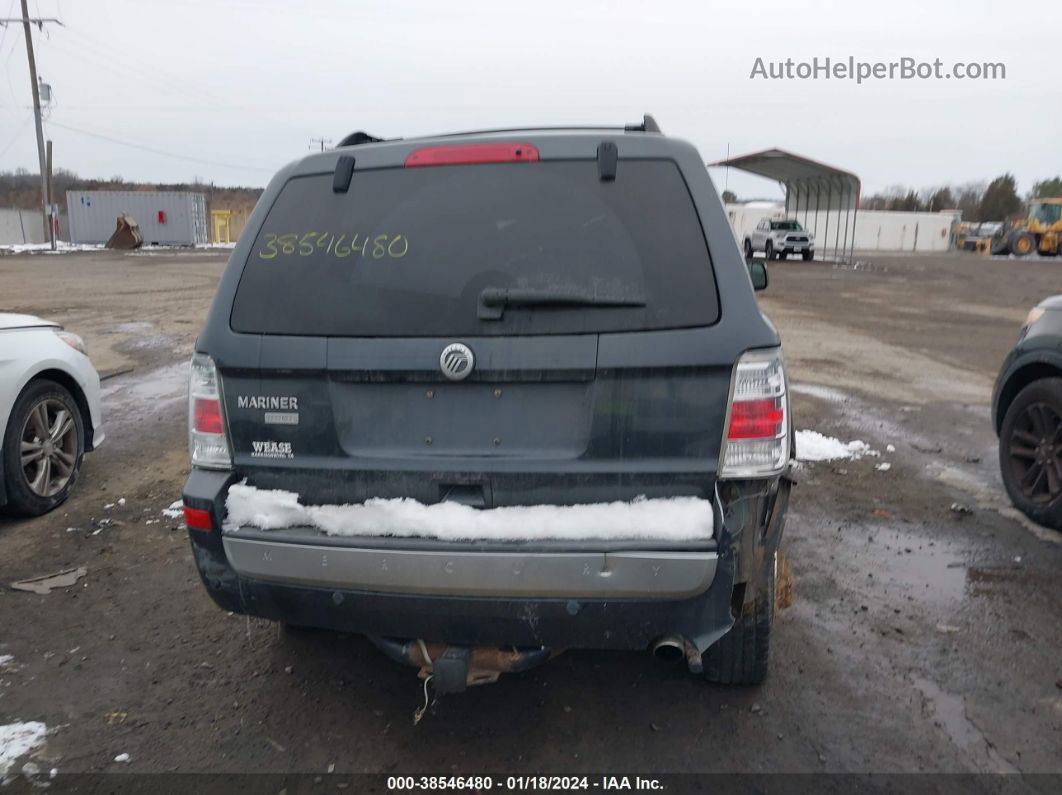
743,239 -> 753,258
778,251 -> 787,260
803,249 -> 814,261
702,552 -> 775,685
998,378 -> 1062,530
764,240 -> 775,261
2,379 -> 85,517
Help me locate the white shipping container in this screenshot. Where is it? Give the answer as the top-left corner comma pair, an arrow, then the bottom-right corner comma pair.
67,190 -> 208,246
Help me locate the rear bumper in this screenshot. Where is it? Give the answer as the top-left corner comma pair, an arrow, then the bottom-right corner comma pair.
183,469 -> 788,651
223,531 -> 717,599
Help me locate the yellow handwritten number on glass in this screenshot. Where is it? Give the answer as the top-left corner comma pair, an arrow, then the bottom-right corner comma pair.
259,233 -> 278,259
277,234 -> 297,255
333,234 -> 351,257
387,235 -> 408,258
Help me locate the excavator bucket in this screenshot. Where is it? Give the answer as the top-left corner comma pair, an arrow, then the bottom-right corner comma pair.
106,214 -> 143,249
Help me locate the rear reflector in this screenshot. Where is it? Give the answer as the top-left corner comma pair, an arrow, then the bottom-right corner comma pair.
404,143 -> 539,168
183,505 -> 213,532
727,398 -> 785,440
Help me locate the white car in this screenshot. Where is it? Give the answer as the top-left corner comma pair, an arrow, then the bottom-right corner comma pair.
0,314 -> 104,516
744,217 -> 815,261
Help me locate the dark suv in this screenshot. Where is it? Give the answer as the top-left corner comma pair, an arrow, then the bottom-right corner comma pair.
183,117 -> 792,690
993,296 -> 1062,530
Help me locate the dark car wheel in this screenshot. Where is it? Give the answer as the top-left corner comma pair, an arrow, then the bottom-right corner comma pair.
702,552 -> 774,685
999,378 -> 1062,530
764,240 -> 775,260
2,379 -> 85,517
777,250 -> 788,260
802,249 -> 814,261
743,239 -> 753,258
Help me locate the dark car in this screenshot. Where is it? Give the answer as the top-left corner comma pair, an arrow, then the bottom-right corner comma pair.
993,295 -> 1062,530
181,117 -> 792,691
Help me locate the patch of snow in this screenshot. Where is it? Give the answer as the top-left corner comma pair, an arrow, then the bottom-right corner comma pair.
875,462 -> 892,472
161,500 -> 183,519
0,722 -> 48,777
0,655 -> 13,669
225,483 -> 713,542
104,503 -> 115,510
113,753 -> 130,764
795,430 -> 876,462
0,242 -> 102,255
118,498 -> 126,506
886,444 -> 896,453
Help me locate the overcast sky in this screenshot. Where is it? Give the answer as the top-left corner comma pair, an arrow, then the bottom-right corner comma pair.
1,0 -> 1057,198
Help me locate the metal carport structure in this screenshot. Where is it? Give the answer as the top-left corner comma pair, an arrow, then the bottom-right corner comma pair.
710,148 -> 861,263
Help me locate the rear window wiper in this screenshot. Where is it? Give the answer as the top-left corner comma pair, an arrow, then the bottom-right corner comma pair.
477,286 -> 646,321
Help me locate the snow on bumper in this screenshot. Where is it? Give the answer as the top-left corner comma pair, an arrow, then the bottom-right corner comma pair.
224,482 -> 714,543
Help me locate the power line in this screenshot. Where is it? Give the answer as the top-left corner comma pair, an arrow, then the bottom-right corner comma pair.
46,119 -> 276,173
0,1 -> 15,53
0,111 -> 31,157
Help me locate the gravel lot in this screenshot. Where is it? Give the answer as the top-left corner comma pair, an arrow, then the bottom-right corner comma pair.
1,249 -> 1060,783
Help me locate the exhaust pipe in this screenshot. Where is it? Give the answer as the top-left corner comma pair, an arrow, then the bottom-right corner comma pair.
651,635 -> 704,674
651,635 -> 686,664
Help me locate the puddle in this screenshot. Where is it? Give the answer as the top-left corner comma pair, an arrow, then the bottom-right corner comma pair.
101,362 -> 188,428
911,676 -> 1018,773
862,528 -> 968,605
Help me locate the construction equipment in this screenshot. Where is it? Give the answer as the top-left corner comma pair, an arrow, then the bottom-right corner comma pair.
956,221 -> 1001,252
990,197 -> 1062,256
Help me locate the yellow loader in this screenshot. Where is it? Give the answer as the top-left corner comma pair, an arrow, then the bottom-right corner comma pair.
991,197 -> 1062,256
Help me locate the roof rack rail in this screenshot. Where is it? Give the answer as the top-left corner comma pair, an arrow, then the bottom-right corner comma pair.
337,131 -> 387,147
334,117 -> 661,148
624,114 -> 661,133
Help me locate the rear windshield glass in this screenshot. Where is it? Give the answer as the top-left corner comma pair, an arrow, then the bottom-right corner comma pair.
770,220 -> 802,230
230,159 -> 719,336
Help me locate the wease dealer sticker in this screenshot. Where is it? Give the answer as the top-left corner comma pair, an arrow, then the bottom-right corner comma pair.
250,441 -> 293,459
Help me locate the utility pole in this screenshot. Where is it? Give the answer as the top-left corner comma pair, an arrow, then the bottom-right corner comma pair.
309,137 -> 332,152
46,139 -> 54,241
0,2 -> 63,249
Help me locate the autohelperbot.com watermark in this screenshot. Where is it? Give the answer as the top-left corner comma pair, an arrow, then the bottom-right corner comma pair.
750,56 -> 1006,83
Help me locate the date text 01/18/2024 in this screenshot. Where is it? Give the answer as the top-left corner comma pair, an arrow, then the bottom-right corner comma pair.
386,775 -> 665,791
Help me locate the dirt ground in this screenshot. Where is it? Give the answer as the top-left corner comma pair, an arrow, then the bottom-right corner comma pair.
1,249 -> 1060,784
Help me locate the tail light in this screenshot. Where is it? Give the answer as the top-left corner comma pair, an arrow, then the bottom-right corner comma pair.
188,353 -> 232,469
719,348 -> 789,478
404,143 -> 539,168
183,505 -> 213,532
